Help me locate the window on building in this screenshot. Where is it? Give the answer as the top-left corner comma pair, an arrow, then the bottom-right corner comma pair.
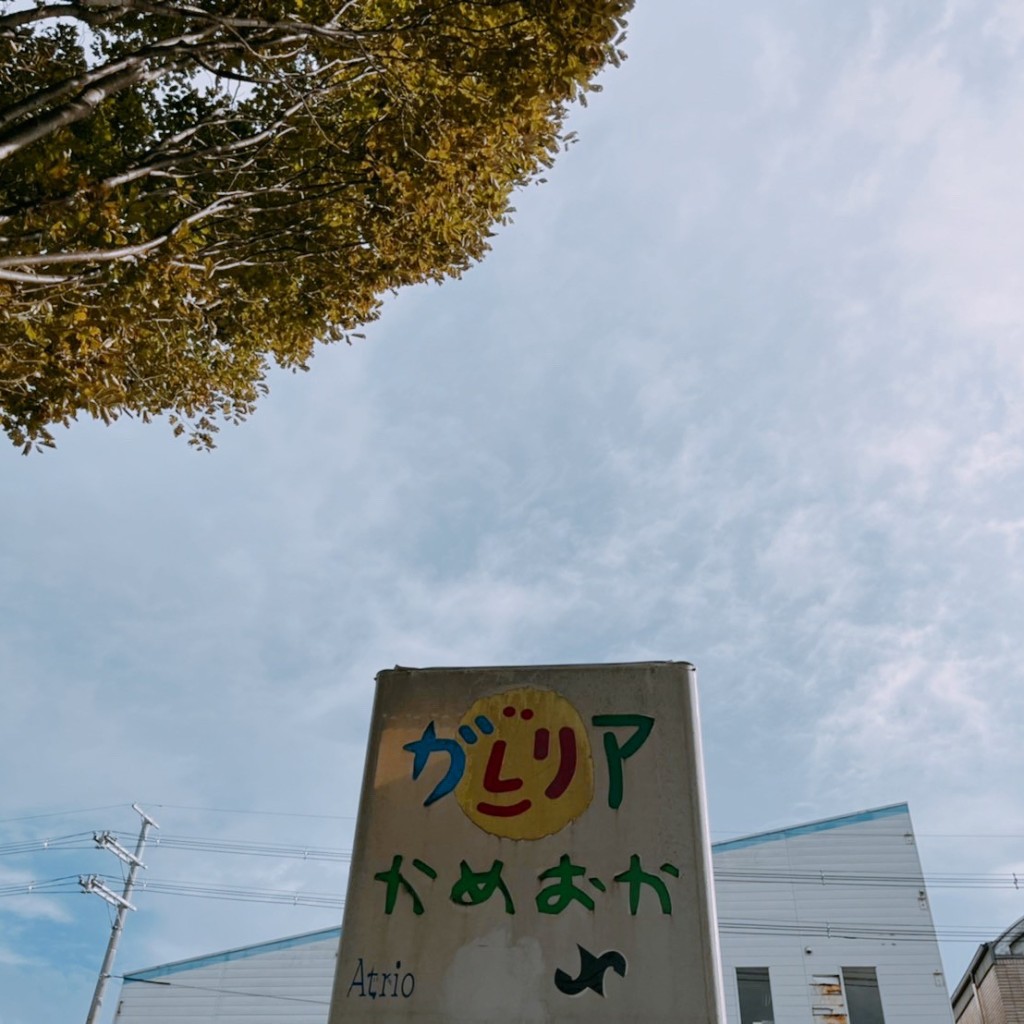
736,967 -> 774,1024
843,967 -> 886,1024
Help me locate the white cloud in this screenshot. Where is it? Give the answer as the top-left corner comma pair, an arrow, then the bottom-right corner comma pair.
982,0 -> 1024,55
752,23 -> 803,110
859,424 -> 956,500
0,947 -> 37,968
0,869 -> 70,924
954,431 -> 1024,485
812,628 -> 1017,786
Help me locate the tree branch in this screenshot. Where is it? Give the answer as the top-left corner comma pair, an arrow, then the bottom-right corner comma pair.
0,3 -> 86,32
0,63 -> 167,161
0,28 -> 270,164
0,195 -> 239,271
0,267 -> 73,283
102,104 -> 305,187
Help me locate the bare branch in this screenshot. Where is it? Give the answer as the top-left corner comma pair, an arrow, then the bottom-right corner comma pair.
0,63 -> 164,161
0,267 -> 73,283
127,0 -> 364,44
0,3 -> 86,31
0,22 -> 225,135
102,103 -> 306,187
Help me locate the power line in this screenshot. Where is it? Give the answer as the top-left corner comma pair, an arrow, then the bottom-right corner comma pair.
0,806 -> 126,825
0,832 -> 353,862
5,865 -> 1022,907
3,802 -> 1023,837
4,805 -> 1023,840
716,920 -> 1008,943
0,875 -> 342,909
0,832 -> 98,857
915,834 -> 1024,839
0,872 -> 1018,945
147,803 -> 357,821
135,877 -> 345,909
152,835 -> 352,862
715,869 -> 1023,890
710,828 -> 1024,841
3,829 -> 1020,890
0,874 -> 83,897
122,976 -> 330,1005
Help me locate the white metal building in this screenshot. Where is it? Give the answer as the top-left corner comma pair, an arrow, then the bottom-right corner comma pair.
714,802 -> 952,1024
113,927 -> 340,1022
115,802 -> 952,1024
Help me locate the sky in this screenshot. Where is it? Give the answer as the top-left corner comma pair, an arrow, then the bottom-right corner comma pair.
3,0 -> 1024,1021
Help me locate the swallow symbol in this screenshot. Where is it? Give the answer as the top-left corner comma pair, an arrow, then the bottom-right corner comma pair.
554,945 -> 627,996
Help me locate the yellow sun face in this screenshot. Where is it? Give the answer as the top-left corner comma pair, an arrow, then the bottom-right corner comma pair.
455,687 -> 594,840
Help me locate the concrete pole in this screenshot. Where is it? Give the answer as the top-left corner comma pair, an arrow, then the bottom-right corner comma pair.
84,805 -> 158,1024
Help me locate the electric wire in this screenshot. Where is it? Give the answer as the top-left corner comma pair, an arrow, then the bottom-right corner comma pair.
713,869 -> 1023,890
8,827 -> 1024,865
147,803 -> 357,821
0,805 -> 126,825
0,832 -> 100,856
0,832 -> 354,862
134,876 -> 345,909
151,834 -> 353,862
2,830 -> 1021,890
3,868 -> 1021,929
715,920 -> 1009,942
1,876 -> 1017,946
5,802 -> 1024,838
120,977 -> 330,1004
0,874 -> 84,896
711,829 -> 1024,841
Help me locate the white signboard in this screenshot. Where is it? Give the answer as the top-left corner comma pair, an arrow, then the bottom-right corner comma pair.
328,662 -> 723,1023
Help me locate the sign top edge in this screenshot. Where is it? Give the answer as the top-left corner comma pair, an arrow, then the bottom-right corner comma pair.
376,660 -> 695,679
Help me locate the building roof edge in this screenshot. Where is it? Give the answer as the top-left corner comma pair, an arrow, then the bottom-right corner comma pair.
123,926 -> 342,982
711,802 -> 911,854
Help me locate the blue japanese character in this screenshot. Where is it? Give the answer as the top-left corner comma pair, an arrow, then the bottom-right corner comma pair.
403,722 -> 466,806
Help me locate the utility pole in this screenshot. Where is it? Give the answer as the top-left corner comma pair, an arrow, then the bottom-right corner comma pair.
81,804 -> 159,1024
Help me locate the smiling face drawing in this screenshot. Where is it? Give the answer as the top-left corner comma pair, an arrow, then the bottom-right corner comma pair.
455,687 -> 594,840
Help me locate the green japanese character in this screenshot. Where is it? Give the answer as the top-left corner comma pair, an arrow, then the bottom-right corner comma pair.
614,854 -> 677,915
536,854 -> 597,915
591,714 -> 655,809
374,855 -> 437,915
450,859 -> 515,914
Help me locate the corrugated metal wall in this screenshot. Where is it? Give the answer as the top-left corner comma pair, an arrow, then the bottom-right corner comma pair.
715,805 -> 953,1023
114,930 -> 339,1023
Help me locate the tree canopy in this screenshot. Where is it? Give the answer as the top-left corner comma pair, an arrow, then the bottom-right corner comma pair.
0,0 -> 631,450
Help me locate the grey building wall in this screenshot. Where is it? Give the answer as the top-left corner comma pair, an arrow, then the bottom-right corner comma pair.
114,928 -> 339,1023
715,803 -> 952,1024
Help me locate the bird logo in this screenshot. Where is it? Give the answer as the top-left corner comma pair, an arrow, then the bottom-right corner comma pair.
554,945 -> 627,996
